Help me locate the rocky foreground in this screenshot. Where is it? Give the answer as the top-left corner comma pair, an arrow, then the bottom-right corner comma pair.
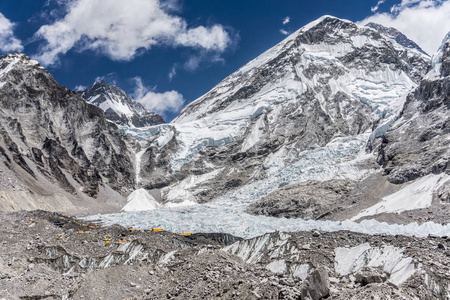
1,211 -> 449,299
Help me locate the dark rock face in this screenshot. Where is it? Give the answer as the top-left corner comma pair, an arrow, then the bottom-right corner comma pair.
377,34 -> 450,184
365,23 -> 430,84
81,81 -> 165,127
0,53 -> 134,197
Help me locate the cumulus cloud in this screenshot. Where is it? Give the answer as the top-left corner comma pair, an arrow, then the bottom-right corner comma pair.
282,16 -> 290,25
33,0 -> 232,66
0,13 -> 23,52
132,77 -> 184,115
361,0 -> 450,55
280,29 -> 289,36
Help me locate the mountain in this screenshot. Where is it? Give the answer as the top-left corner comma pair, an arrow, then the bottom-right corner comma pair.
0,53 -> 135,213
128,16 -> 430,206
81,81 -> 165,127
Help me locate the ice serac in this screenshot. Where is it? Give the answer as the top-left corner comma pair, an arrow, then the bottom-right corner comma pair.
81,81 -> 165,127
377,31 -> 450,184
133,16 -> 429,204
0,53 -> 135,212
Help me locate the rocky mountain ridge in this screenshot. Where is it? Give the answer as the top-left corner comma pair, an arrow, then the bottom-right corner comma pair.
0,53 -> 136,214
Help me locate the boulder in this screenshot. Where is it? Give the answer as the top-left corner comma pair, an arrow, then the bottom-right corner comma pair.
300,267 -> 330,300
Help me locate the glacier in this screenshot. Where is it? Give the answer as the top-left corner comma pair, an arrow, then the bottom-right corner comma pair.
85,131 -> 450,239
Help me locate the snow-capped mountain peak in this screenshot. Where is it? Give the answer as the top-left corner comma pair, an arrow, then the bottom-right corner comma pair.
81,81 -> 165,127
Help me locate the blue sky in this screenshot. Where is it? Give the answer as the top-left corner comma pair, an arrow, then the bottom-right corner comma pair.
0,0 -> 449,121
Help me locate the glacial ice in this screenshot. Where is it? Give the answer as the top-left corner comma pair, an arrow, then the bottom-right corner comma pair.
90,131 -> 450,238
122,188 -> 197,212
88,190 -> 450,240
291,264 -> 310,280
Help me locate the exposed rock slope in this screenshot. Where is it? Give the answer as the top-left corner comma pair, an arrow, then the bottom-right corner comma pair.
81,81 -> 165,127
0,53 -> 135,212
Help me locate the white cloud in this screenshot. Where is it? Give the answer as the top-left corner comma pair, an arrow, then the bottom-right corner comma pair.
282,16 -> 290,25
132,77 -> 184,115
0,13 -> 23,52
361,0 -> 450,55
280,29 -> 289,36
33,0 -> 232,65
175,25 -> 230,51
371,0 -> 385,12
73,84 -> 87,92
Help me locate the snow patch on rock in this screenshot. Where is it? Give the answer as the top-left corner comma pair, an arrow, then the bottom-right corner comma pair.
352,174 -> 450,221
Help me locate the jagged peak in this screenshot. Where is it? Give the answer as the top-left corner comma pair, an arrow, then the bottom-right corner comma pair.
91,80 -> 114,89
1,51 -> 31,61
300,15 -> 354,32
365,22 -> 428,56
0,52 -> 44,76
81,80 -> 165,127
277,15 -> 355,43
82,80 -> 131,102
